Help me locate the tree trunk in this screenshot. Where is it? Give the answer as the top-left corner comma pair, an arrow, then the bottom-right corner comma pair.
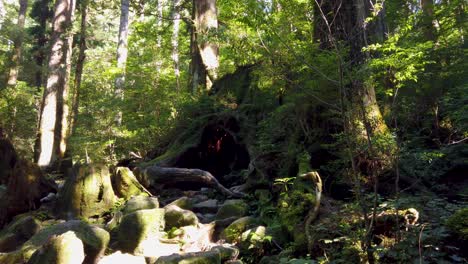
7,0 -> 29,87
37,0 -> 76,168
190,0 -> 219,92
115,0 -> 130,126
70,0 -> 88,137
32,0 -> 51,89
421,0 -> 436,41
0,0 -> 5,31
172,0 -> 181,91
156,0 -> 164,74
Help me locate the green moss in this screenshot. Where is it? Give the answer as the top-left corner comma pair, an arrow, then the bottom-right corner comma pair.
446,208 -> 468,240
164,205 -> 199,230
221,217 -> 259,243
121,195 -> 159,215
215,200 -> 248,220
117,208 -> 165,254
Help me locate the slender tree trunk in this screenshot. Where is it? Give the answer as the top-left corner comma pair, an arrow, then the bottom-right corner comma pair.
0,0 -> 5,31
421,0 -> 436,41
37,0 -> 76,168
190,0 -> 219,92
32,0 -> 50,89
172,0 -> 181,91
115,0 -> 130,126
156,0 -> 164,73
7,0 -> 29,87
32,0 -> 51,163
70,0 -> 88,136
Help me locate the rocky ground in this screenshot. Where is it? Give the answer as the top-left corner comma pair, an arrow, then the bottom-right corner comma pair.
0,162 -> 267,264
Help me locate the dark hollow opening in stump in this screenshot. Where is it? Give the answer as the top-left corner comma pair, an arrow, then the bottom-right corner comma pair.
173,124 -> 250,185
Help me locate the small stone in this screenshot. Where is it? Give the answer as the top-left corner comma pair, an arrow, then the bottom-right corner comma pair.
193,199 -> 219,214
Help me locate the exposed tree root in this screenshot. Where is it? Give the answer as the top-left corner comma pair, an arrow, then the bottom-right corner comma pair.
134,166 -> 245,198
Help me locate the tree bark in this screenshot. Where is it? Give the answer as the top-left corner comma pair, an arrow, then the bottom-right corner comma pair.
172,0 -> 181,91
134,166 -> 244,197
190,0 -> 219,92
0,0 -> 5,31
70,0 -> 88,137
115,0 -> 130,126
421,0 -> 436,41
37,0 -> 76,168
7,0 -> 29,87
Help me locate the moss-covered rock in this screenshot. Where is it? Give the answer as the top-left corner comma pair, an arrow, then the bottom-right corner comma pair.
211,245 -> 239,261
155,250 -> 222,264
117,208 -> 165,255
0,220 -> 109,264
168,197 -> 193,210
122,195 -> 159,215
0,215 -> 41,252
113,167 -> 149,199
220,216 -> 259,243
164,205 -> 199,229
215,200 -> 248,220
240,226 -> 267,249
55,164 -> 117,219
27,231 -> 85,264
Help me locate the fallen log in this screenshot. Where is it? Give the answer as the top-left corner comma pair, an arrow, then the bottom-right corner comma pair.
134,166 -> 244,198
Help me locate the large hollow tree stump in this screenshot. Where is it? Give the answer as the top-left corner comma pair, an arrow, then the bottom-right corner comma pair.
0,159 -> 57,227
134,166 -> 244,198
55,164 -> 117,219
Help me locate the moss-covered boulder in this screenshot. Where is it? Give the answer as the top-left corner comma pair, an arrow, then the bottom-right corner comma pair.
55,164 -> 117,219
27,231 -> 85,264
164,205 -> 199,230
240,226 -> 267,249
122,195 -> 159,215
113,167 -> 150,199
116,208 -> 165,255
0,220 -> 109,264
155,250 -> 222,264
220,217 -> 259,243
211,245 -> 239,262
0,215 -> 41,252
215,200 -> 248,220
168,197 -> 193,210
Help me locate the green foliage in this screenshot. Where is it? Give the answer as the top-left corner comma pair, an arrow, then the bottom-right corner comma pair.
446,208 -> 468,241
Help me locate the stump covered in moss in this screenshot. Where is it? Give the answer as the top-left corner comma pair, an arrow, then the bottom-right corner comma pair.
55,164 -> 117,219
0,159 -> 56,227
113,167 -> 151,199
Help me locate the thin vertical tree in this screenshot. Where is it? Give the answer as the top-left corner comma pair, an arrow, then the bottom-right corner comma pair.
7,0 -> 28,87
0,0 -> 5,31
190,0 -> 219,92
171,0 -> 181,91
115,0 -> 130,126
37,0 -> 76,168
70,0 -> 88,136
